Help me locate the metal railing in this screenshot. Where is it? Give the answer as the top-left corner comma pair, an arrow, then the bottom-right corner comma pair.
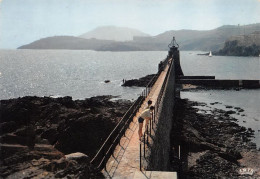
90,59 -> 167,172
90,95 -> 144,171
139,57 -> 174,171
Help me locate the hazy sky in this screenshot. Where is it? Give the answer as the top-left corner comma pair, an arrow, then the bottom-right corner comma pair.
1,0 -> 260,49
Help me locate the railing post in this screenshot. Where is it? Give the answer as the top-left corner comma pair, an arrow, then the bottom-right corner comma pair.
153,109 -> 156,123
151,112 -> 154,129
179,145 -> 181,159
140,142 -> 142,171
143,132 -> 146,158
146,125 -> 149,145
150,118 -> 151,136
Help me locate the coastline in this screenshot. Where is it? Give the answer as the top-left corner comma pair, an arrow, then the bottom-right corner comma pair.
0,95 -> 132,178
170,98 -> 259,178
0,90 -> 259,178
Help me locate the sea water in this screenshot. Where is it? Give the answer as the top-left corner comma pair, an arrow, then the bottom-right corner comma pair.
180,51 -> 260,148
0,49 -> 259,147
0,50 -> 166,100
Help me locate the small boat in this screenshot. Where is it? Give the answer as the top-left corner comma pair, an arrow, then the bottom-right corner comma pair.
209,51 -> 212,57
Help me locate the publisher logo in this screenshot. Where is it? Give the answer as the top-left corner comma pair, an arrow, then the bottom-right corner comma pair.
239,168 -> 254,176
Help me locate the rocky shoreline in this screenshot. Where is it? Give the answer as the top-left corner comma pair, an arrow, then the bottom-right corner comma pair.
170,99 -> 259,178
0,95 -> 132,178
122,74 -> 156,87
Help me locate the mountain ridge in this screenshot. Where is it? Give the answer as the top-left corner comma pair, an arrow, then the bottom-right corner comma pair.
18,23 -> 260,51
79,26 -> 150,41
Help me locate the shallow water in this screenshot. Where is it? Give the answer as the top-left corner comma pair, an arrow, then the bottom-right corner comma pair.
181,89 -> 260,149
179,51 -> 259,149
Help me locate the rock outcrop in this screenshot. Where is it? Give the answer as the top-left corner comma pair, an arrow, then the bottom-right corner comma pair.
215,31 -> 260,56
170,99 -> 259,178
0,96 -> 132,178
122,74 -> 156,87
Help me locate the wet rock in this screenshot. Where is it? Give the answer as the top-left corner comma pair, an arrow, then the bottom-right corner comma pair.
122,74 -> 156,87
170,99 -> 259,178
225,105 -> 233,108
41,128 -> 58,145
0,95 -> 132,178
225,110 -> 236,115
65,152 -> 90,164
0,121 -> 17,135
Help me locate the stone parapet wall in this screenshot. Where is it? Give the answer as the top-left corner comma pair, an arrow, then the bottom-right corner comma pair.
148,59 -> 176,170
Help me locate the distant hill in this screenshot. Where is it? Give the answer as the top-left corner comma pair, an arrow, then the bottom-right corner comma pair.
215,31 -> 260,56
133,23 -> 260,51
79,26 -> 150,41
18,23 -> 260,51
227,31 -> 260,46
18,36 -> 148,51
18,36 -> 114,50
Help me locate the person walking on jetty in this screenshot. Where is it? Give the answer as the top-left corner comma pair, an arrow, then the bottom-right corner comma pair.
138,106 -> 154,141
146,100 -> 152,109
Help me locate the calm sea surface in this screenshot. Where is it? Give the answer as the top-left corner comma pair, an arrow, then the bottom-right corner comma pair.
0,50 -> 259,147
0,50 -> 167,100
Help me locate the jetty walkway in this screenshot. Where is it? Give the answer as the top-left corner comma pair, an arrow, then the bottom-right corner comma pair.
103,59 -> 177,179
88,37 -> 181,178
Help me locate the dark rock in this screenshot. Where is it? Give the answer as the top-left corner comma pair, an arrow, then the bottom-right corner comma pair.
170,99 -> 259,178
1,126 -> 36,148
41,128 -> 58,145
215,38 -> 260,57
122,74 -> 156,87
225,105 -> 233,108
65,152 -> 90,164
14,126 -> 35,137
0,95 -> 132,178
0,121 -> 17,135
220,149 -> 242,163
225,110 -> 236,115
56,96 -> 75,108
